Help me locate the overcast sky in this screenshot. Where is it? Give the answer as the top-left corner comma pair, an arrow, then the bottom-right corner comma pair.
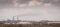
0,0 -> 60,21
0,7 -> 60,21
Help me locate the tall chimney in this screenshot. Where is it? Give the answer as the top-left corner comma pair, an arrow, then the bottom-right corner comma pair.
13,16 -> 15,21
17,16 -> 19,21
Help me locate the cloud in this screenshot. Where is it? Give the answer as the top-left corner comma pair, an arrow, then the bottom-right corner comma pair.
0,0 -> 60,21
0,6 -> 60,21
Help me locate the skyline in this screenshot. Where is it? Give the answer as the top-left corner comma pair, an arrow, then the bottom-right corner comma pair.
0,6 -> 60,21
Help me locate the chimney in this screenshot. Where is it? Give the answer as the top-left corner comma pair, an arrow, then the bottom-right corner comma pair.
13,16 -> 15,21
17,16 -> 19,21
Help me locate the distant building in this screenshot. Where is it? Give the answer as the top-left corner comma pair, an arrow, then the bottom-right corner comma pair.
16,21 -> 32,24
47,21 -> 60,24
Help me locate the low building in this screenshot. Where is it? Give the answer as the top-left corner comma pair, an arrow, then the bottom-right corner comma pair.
16,22 -> 32,24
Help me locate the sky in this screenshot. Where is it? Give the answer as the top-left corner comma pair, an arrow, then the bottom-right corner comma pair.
0,0 -> 60,21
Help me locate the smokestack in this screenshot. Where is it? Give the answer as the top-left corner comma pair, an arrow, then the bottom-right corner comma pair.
13,16 -> 15,21
17,16 -> 19,21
